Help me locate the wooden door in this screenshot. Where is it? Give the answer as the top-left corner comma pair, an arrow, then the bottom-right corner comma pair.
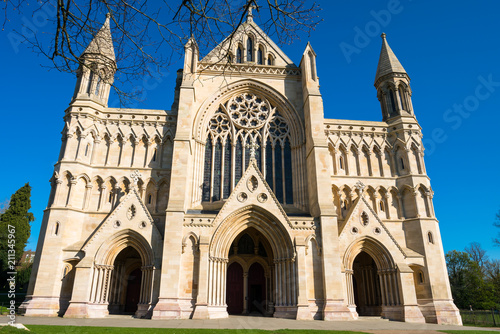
226,262 -> 243,315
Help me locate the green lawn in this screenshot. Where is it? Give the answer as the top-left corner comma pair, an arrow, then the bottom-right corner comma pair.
440,331 -> 500,334
14,326 -> 369,334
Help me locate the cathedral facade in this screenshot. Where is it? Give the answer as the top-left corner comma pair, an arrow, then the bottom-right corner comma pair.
20,14 -> 462,324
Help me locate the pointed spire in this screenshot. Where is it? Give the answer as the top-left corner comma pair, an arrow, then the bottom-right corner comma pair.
82,13 -> 115,62
374,33 -> 407,85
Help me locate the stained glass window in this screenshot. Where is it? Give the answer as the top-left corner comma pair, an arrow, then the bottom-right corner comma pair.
213,139 -> 222,201
201,93 -> 294,205
202,136 -> 212,202
223,138 -> 232,199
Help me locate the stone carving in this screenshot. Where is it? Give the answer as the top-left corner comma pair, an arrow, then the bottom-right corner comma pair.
247,176 -> 258,192
227,93 -> 271,129
237,192 -> 248,202
257,193 -> 268,203
130,170 -> 142,186
127,205 -> 136,220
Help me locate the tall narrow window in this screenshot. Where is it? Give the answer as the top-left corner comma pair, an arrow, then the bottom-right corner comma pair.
212,139 -> 222,201
400,157 -> 405,170
255,137 -> 262,170
267,55 -> 274,65
284,138 -> 293,204
389,90 -> 397,115
95,75 -> 102,96
85,143 -> 90,156
265,139 -> 273,190
428,232 -> 434,244
87,71 -> 95,94
247,37 -> 253,62
235,137 -> 243,185
236,46 -> 243,63
202,136 -> 212,202
244,136 -> 251,170
339,156 -> 344,170
54,222 -> 60,236
380,200 -> 385,212
257,47 -> 263,65
418,271 -> 425,284
152,148 -> 157,162
148,194 -> 152,204
223,138 -> 232,199
274,142 -> 283,203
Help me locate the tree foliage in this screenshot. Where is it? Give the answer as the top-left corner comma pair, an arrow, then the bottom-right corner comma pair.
0,183 -> 35,288
2,0 -> 322,104
446,243 -> 500,310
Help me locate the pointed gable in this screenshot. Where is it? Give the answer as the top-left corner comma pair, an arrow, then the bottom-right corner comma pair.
79,183 -> 158,255
211,158 -> 293,231
338,184 -> 423,264
201,20 -> 296,67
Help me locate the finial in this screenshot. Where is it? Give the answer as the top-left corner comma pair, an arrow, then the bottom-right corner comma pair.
246,1 -> 257,22
130,170 -> 142,187
354,181 -> 366,193
106,12 -> 111,19
245,140 -> 260,161
381,32 -> 386,39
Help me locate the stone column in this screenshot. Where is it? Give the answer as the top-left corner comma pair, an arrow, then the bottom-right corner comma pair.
295,238 -> 312,320
192,236 -> 210,319
66,178 -> 77,208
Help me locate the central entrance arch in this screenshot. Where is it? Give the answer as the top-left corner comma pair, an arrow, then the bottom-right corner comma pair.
226,228 -> 272,316
209,206 -> 296,319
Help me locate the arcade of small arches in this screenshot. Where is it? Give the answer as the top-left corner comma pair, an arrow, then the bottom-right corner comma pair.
48,171 -> 169,216
60,128 -> 174,171
333,184 -> 435,220
376,81 -> 414,120
329,141 -> 425,178
230,33 -> 275,65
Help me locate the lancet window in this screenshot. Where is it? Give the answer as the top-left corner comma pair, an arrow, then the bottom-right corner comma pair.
202,93 -> 293,204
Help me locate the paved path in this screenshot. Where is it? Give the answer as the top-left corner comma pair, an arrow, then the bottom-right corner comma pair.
2,315 -> 500,332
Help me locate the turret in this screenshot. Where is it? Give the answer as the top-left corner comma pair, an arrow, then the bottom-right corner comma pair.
72,13 -> 116,106
374,33 -> 414,121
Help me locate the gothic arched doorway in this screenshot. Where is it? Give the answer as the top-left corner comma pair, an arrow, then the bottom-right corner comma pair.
352,251 -> 381,316
344,237 -> 402,320
225,228 -> 273,316
108,246 -> 142,315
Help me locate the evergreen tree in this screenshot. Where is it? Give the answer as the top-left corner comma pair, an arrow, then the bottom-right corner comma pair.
0,183 -> 35,287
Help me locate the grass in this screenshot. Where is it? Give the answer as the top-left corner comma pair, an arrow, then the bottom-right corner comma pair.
440,331 -> 500,334
21,327 -> 369,334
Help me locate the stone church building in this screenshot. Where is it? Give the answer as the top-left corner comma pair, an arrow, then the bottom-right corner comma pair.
20,12 -> 462,324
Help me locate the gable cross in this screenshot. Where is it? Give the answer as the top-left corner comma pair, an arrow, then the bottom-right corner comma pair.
246,140 -> 260,160
130,170 -> 142,187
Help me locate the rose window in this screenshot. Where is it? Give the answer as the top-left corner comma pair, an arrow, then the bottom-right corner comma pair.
227,93 -> 271,129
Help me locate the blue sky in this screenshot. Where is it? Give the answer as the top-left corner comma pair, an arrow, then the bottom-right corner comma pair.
1,0 -> 499,259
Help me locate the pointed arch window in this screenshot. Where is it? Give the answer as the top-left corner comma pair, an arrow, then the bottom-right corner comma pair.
389,89 -> 397,116
87,70 -> 95,94
247,37 -> 253,62
201,94 -> 293,205
95,75 -> 102,96
428,231 -> 434,244
257,47 -> 263,65
236,46 -> 243,63
267,54 -> 274,65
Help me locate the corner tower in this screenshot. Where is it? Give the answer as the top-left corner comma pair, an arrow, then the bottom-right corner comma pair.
72,13 -> 116,106
374,33 -> 413,122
